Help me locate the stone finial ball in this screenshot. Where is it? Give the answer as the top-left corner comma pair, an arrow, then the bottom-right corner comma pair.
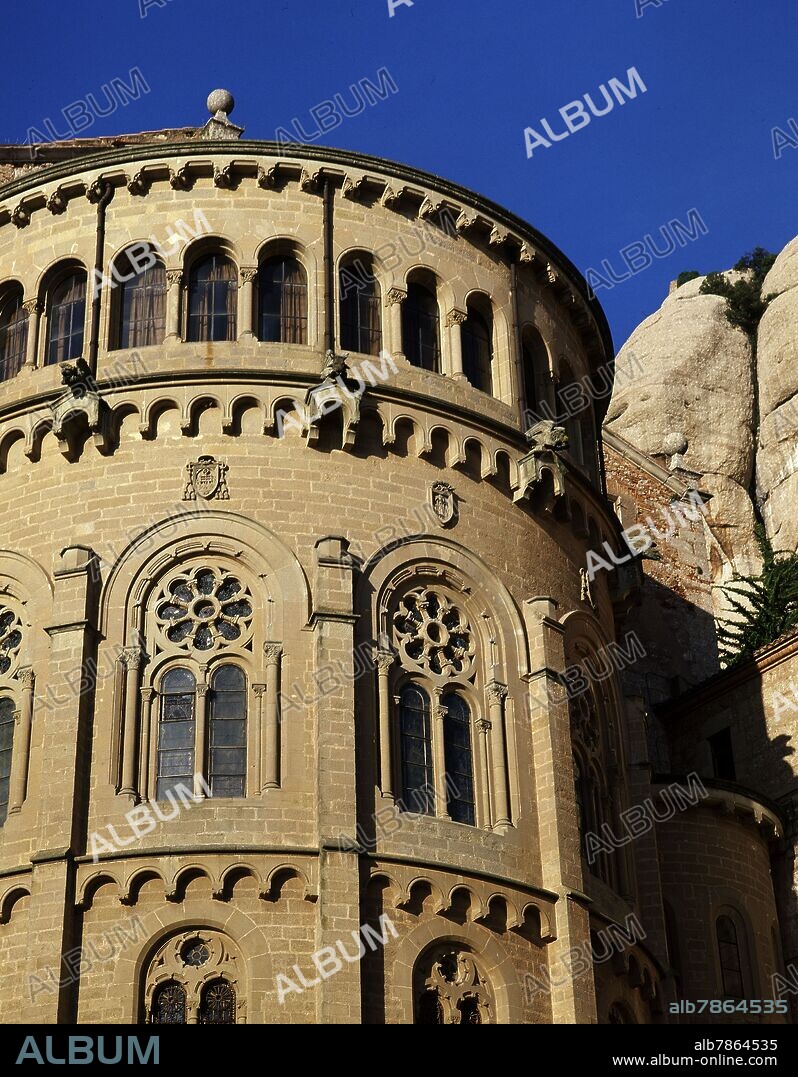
207,89 -> 234,117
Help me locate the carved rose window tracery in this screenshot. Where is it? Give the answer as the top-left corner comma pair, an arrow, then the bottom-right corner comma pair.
0,607 -> 22,676
155,567 -> 253,653
393,587 -> 475,678
415,947 -> 493,1024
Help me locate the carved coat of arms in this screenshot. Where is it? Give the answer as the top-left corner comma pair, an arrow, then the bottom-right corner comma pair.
430,481 -> 457,527
183,456 -> 229,501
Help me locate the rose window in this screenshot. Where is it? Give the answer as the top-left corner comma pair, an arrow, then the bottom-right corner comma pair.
0,607 -> 22,676
155,568 -> 253,652
181,940 -> 210,967
393,588 -> 474,678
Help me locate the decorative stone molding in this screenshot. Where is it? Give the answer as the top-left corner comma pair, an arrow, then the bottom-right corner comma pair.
380,184 -> 404,208
21,298 -> 42,317
417,947 -> 495,1024
419,196 -> 444,221
304,351 -> 364,451
385,287 -> 407,307
48,361 -> 109,457
514,420 -> 569,504
239,266 -> 258,285
182,455 -> 230,501
165,269 -> 184,289
46,189 -> 67,215
393,586 -> 475,680
10,204 -> 29,228
445,308 -> 467,328
169,164 -> 192,190
299,167 -> 322,193
430,481 -> 457,527
0,607 -> 23,678
342,174 -> 367,200
489,226 -> 510,249
127,170 -> 150,196
456,210 -> 478,233
213,162 -> 235,189
257,164 -> 280,189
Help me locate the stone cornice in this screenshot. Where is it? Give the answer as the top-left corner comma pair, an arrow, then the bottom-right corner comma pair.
0,139 -> 613,364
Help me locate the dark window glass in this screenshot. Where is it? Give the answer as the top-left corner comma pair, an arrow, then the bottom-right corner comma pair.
150,981 -> 187,1024
340,260 -> 381,355
116,252 -> 166,349
402,282 -> 440,372
399,684 -> 434,814
461,307 -> 493,394
199,980 -> 236,1024
441,693 -> 475,825
157,668 -> 196,801
717,915 -> 745,1000
709,727 -> 736,781
0,290 -> 28,382
258,256 -> 307,343
209,665 -> 246,798
417,990 -> 444,1025
187,255 -> 237,342
458,996 -> 482,1024
0,696 -> 15,824
47,272 -> 86,364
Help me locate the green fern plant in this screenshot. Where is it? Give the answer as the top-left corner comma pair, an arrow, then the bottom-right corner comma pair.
717,525 -> 798,667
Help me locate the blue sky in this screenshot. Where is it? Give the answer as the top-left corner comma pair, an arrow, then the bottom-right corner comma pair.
5,0 -> 795,349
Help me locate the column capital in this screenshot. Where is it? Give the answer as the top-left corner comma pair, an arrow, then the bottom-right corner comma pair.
475,717 -> 492,734
16,667 -> 35,691
252,682 -> 268,697
263,642 -> 283,666
240,266 -> 258,284
486,680 -> 508,705
372,648 -> 396,673
165,269 -> 184,289
140,687 -> 155,703
385,287 -> 407,307
446,307 -> 467,327
22,298 -> 42,316
120,646 -> 146,672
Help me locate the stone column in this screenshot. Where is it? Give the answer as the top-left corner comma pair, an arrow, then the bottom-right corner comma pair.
194,681 -> 209,798
239,267 -> 258,341
445,308 -> 467,379
119,646 -> 144,797
374,649 -> 395,799
474,716 -> 493,829
7,667 -> 34,814
486,681 -> 511,827
432,688 -> 451,819
139,687 -> 155,800
22,545 -> 100,1024
523,596 -> 596,1024
312,535 -> 362,1024
164,270 -> 183,341
22,299 -> 42,369
262,644 -> 282,789
385,287 -> 407,362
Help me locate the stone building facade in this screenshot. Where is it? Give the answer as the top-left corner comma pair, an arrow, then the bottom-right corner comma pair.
0,94 -> 792,1025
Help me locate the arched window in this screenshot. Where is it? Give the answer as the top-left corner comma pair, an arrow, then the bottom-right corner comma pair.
47,270 -> 86,364
258,256 -> 307,343
0,696 -> 15,825
208,665 -> 247,798
0,287 -> 28,381
521,325 -> 550,425
156,667 -> 196,801
461,299 -> 493,394
187,254 -> 237,342
414,947 -> 493,1024
150,981 -> 187,1024
114,249 -> 166,349
402,280 -> 440,372
441,693 -> 475,825
557,360 -> 598,480
717,915 -> 745,999
340,256 -> 381,355
199,980 -> 236,1024
399,684 -> 434,815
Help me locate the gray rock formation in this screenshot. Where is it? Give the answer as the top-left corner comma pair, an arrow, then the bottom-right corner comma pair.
757,239 -> 798,552
605,274 -> 760,583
